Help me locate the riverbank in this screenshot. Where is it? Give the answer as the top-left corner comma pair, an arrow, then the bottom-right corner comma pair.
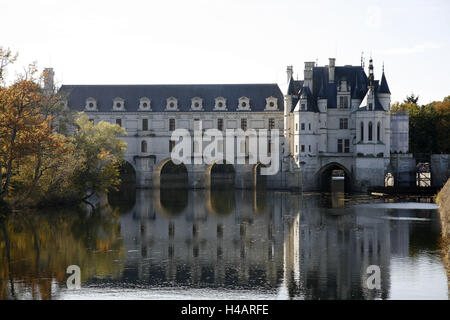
436,178 -> 450,291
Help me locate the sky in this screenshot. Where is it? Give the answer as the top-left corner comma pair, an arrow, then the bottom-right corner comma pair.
1,0 -> 449,104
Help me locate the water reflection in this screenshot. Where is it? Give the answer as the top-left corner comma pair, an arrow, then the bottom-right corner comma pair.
0,188 -> 448,300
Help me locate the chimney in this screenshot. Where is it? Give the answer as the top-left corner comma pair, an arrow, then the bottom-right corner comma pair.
304,61 -> 315,90
328,58 -> 335,83
43,68 -> 55,95
286,65 -> 293,83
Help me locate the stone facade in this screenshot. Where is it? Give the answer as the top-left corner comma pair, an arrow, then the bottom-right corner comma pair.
57,56 -> 415,191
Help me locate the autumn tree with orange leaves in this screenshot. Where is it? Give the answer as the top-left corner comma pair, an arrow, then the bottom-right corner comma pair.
0,48 -> 126,207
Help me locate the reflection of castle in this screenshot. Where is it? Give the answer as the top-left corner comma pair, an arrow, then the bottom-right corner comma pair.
107,188 -> 446,299
113,189 -> 400,299
118,189 -> 290,289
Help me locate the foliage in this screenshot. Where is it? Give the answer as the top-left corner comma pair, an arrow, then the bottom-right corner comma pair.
391,94 -> 450,154
70,114 -> 127,199
0,47 -> 127,208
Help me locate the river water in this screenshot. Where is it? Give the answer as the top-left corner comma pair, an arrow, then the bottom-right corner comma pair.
0,187 -> 447,300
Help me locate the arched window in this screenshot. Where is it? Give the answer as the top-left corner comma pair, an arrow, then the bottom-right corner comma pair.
141,140 -> 147,153
377,122 -> 381,141
368,122 -> 373,141
360,122 -> 364,141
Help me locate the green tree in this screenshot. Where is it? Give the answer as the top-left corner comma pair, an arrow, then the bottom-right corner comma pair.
70,114 -> 127,201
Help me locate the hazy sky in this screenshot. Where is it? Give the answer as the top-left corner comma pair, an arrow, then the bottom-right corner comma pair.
1,0 -> 449,103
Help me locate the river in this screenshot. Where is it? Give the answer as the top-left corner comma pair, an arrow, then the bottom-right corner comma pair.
0,186 -> 447,300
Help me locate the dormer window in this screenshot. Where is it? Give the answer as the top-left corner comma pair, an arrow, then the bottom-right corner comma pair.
166,97 -> 179,111
214,97 -> 227,111
265,97 -> 278,110
139,97 -> 151,111
85,97 -> 97,111
191,97 -> 203,111
339,80 -> 349,92
238,97 -> 250,111
113,97 -> 125,111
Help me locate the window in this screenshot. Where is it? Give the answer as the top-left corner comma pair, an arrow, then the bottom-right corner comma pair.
377,122 -> 381,141
308,145 -> 311,152
337,139 -> 343,153
301,123 -> 305,130
116,118 -> 122,127
241,118 -> 247,131
169,118 -> 175,131
141,140 -> 147,153
169,140 -> 175,152
218,118 -> 223,131
360,122 -> 364,141
86,98 -> 97,110
113,97 -> 125,110
265,97 -> 278,110
308,123 -> 311,131
238,97 -> 250,110
339,118 -> 348,129
142,119 -> 148,131
301,103 -> 306,111
368,103 -> 373,111
296,145 -> 298,153
166,97 -> 178,110
368,122 -> 373,141
296,123 -> 298,131
344,139 -> 350,153
269,118 -> 275,130
139,97 -> 151,110
268,139 -> 272,153
301,145 -> 305,152
214,97 -> 227,110
339,96 -> 349,109
191,97 -> 203,110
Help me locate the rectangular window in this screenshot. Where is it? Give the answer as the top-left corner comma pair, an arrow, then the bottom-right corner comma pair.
301,123 -> 305,130
368,103 -> 373,111
301,104 -> 306,110
116,118 -> 122,127
169,118 -> 175,131
308,145 -> 311,152
169,140 -> 175,152
308,123 -> 311,131
339,96 -> 349,109
296,145 -> 298,153
337,139 -> 343,153
296,123 -> 298,131
142,118 -> 148,131
344,139 -> 350,153
218,118 -> 223,131
268,118 -> 275,130
268,139 -> 272,153
339,118 -> 348,129
241,118 -> 247,131
301,145 -> 305,152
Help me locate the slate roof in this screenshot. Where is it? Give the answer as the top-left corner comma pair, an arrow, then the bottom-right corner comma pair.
377,72 -> 391,94
59,84 -> 285,112
288,65 -> 389,112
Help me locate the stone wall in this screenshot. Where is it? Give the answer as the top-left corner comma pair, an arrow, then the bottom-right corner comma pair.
436,178 -> 450,291
431,154 -> 450,187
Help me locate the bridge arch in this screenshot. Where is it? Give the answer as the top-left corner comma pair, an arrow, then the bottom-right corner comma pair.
206,161 -> 235,188
153,158 -> 188,189
317,162 -> 352,192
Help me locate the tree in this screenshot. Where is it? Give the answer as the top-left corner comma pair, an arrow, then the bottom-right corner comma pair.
0,64 -> 65,199
404,93 -> 419,105
70,114 -> 127,201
